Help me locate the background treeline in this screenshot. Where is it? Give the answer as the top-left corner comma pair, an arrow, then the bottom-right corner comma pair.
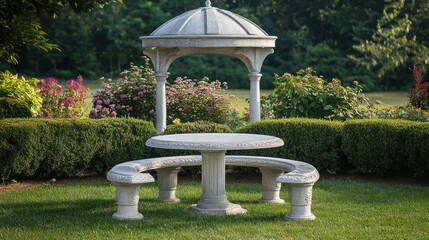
1,0 -> 428,90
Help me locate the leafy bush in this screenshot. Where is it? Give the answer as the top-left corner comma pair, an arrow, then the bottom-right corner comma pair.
359,102 -> 429,122
37,76 -> 88,118
270,68 -> 368,121
342,119 -> 429,177
166,77 -> 237,124
91,59 -> 157,120
0,71 -> 42,115
0,118 -> 156,180
236,118 -> 344,173
0,97 -> 32,118
408,65 -> 428,110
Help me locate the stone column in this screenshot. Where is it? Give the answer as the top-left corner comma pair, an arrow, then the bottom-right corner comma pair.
112,183 -> 143,220
249,72 -> 262,122
285,183 -> 316,220
156,167 -> 181,202
155,73 -> 168,133
259,167 -> 285,204
187,150 -> 247,215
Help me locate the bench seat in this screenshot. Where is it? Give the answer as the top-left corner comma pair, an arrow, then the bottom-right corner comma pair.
107,155 -> 319,221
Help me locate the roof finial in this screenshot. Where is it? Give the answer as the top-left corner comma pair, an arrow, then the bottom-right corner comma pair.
205,0 -> 212,7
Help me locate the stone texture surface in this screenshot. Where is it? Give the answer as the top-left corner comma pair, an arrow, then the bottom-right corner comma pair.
107,154 -> 319,220
146,133 -> 284,151
140,2 -> 277,133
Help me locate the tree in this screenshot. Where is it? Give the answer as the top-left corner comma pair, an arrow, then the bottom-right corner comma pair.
0,0 -> 121,64
352,0 -> 429,80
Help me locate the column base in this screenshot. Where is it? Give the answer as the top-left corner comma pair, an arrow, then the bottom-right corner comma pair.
187,203 -> 247,216
285,214 -> 316,221
112,212 -> 144,220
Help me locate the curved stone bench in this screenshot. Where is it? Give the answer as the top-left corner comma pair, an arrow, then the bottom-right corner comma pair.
107,155 -> 319,221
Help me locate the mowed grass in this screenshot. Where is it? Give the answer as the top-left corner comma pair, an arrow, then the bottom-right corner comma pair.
0,178 -> 428,239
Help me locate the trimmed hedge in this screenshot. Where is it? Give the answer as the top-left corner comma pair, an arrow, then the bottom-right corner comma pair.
0,118 -> 156,180
342,120 -> 429,177
0,97 -> 32,119
236,118 -> 344,173
1,117 -> 428,180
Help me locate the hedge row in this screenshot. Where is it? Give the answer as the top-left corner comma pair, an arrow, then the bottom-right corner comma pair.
238,118 -> 429,177
0,118 -> 156,180
236,118 -> 344,173
1,118 -> 428,180
342,120 -> 429,177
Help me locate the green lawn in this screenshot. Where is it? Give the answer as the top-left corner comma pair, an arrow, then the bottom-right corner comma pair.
0,178 -> 428,239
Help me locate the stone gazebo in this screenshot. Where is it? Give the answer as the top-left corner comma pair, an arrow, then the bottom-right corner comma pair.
141,0 -> 277,133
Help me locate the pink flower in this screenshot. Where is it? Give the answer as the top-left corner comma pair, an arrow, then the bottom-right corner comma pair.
111,111 -> 117,117
133,96 -> 139,101
57,85 -> 63,92
96,105 -> 102,111
120,94 -> 128,99
102,107 -> 109,114
103,99 -> 110,105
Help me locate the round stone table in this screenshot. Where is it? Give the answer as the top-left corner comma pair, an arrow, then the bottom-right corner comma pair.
146,133 -> 284,215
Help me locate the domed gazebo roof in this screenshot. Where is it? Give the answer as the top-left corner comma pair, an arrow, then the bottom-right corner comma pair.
141,0 -> 276,48
141,0 -> 277,133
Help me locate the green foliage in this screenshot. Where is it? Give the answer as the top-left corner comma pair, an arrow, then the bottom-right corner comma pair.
91,60 -> 157,121
162,121 -> 233,135
342,119 -> 429,177
38,76 -> 88,118
236,118 -> 344,173
166,77 -> 237,124
0,118 -> 156,180
0,98 -> 32,119
270,68 -> 368,121
0,0 -> 121,64
352,0 -> 429,81
0,71 -> 42,115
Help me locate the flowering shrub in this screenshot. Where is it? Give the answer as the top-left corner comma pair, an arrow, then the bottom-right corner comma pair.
0,71 -> 42,115
270,68 -> 369,121
408,65 -> 428,110
166,77 -> 236,123
37,76 -> 88,118
90,59 -> 156,121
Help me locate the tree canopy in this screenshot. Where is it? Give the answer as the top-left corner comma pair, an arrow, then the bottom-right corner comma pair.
0,0 -> 122,64
1,0 -> 428,90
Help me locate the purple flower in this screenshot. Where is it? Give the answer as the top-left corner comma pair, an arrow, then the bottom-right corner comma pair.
96,100 -> 103,105
89,110 -> 97,119
115,104 -> 121,110
120,94 -> 128,99
103,99 -> 110,105
96,105 -> 102,111
138,91 -> 144,96
133,96 -> 139,101
102,108 -> 109,114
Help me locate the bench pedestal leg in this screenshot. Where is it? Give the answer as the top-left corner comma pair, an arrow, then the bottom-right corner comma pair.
259,167 -> 285,204
285,183 -> 315,221
156,167 -> 181,202
112,183 -> 143,220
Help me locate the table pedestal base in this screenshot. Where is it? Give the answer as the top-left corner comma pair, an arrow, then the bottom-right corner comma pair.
187,203 -> 247,215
